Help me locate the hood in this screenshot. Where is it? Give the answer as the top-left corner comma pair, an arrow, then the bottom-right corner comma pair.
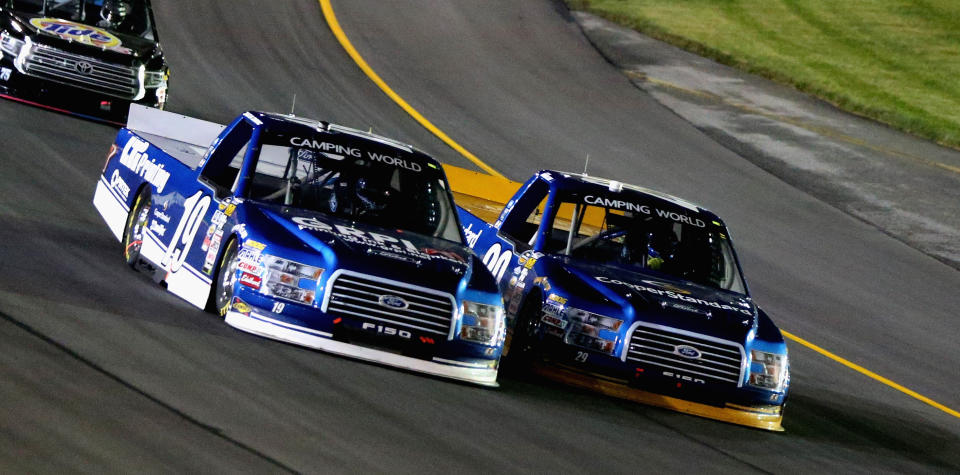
557,258 -> 757,340
246,202 -> 472,293
11,12 -> 161,62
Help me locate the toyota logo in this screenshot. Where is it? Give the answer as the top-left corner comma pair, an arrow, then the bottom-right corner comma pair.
75,61 -> 94,75
675,344 -> 702,359
378,294 -> 408,310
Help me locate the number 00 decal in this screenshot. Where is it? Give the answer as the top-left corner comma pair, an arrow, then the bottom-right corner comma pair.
482,243 -> 512,282
162,191 -> 212,273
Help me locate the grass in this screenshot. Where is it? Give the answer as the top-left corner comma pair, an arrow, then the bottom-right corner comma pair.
566,0 -> 960,149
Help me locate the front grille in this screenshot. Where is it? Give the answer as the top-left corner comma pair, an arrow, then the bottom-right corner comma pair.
324,270 -> 455,337
21,44 -> 140,99
625,322 -> 745,386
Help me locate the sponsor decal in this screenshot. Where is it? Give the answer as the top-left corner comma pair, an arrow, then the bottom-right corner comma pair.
238,247 -> 261,264
108,169 -> 130,200
201,225 -> 216,252
641,279 -> 691,295
238,261 -> 261,274
202,230 -> 223,274
211,210 -> 228,227
362,322 -> 412,339
541,314 -> 567,329
596,276 -> 752,316
29,18 -> 127,52
462,223 -> 482,248
0,67 -> 11,82
542,301 -> 564,317
534,276 -> 551,291
148,220 -> 166,236
545,326 -> 565,338
508,296 -> 521,315
244,240 -> 266,251
290,137 -> 360,158
152,209 -> 172,223
674,345 -> 702,359
118,137 -> 171,193
232,223 -> 248,239
547,294 -> 567,305
232,299 -> 252,314
378,294 -> 409,310
585,195 -> 651,214
583,195 -> 706,227
367,152 -> 421,172
293,216 -> 465,266
654,208 -> 706,228
239,272 -> 261,289
223,204 -> 236,216
367,248 -> 421,265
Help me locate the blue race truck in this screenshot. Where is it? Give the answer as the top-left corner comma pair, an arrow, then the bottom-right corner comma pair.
458,170 -> 789,429
94,105 -> 505,386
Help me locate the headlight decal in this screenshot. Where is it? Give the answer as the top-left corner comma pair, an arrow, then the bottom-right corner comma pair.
258,254 -> 324,305
460,300 -> 505,346
748,349 -> 788,392
562,307 -> 623,355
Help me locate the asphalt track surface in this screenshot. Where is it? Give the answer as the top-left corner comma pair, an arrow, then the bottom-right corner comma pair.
1,0 -> 958,472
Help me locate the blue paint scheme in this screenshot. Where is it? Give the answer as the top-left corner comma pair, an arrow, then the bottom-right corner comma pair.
458,170 -> 790,408
96,111 -> 505,383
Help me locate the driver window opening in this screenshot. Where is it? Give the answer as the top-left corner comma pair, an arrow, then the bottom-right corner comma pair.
201,120 -> 253,193
499,179 -> 549,249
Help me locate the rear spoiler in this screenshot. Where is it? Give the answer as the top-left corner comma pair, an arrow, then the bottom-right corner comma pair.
126,104 -> 225,148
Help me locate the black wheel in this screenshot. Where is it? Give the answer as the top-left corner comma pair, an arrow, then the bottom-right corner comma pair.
122,190 -> 151,269
211,239 -> 238,316
505,295 -> 543,369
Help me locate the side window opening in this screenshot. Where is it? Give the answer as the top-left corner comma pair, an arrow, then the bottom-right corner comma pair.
499,179 -> 550,249
201,120 -> 253,194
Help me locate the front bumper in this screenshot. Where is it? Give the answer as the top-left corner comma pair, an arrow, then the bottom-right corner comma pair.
533,363 -> 784,431
225,308 -> 500,387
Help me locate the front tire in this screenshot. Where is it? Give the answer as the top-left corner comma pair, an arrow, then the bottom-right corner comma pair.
212,239 -> 238,316
122,190 -> 151,269
505,295 -> 543,370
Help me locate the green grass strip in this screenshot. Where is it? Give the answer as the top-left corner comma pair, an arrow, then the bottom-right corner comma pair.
567,0 -> 960,148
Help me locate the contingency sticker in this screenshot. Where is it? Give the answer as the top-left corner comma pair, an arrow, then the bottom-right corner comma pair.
29,18 -> 130,53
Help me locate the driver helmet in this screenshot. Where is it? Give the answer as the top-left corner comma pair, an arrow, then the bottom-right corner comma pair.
355,178 -> 391,214
98,0 -> 129,29
645,224 -> 678,270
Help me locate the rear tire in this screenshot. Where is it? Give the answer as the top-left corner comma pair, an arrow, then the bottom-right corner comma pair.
211,239 -> 238,316
122,190 -> 151,269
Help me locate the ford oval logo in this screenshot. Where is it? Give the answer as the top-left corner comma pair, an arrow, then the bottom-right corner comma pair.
675,345 -> 702,359
378,294 -> 408,310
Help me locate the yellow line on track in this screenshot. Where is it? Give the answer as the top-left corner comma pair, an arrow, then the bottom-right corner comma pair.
318,0 -> 960,423
318,0 -> 504,178
783,330 -> 960,419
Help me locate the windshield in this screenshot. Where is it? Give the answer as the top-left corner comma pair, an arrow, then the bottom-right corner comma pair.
547,196 -> 746,294
10,0 -> 155,40
247,135 -> 463,244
